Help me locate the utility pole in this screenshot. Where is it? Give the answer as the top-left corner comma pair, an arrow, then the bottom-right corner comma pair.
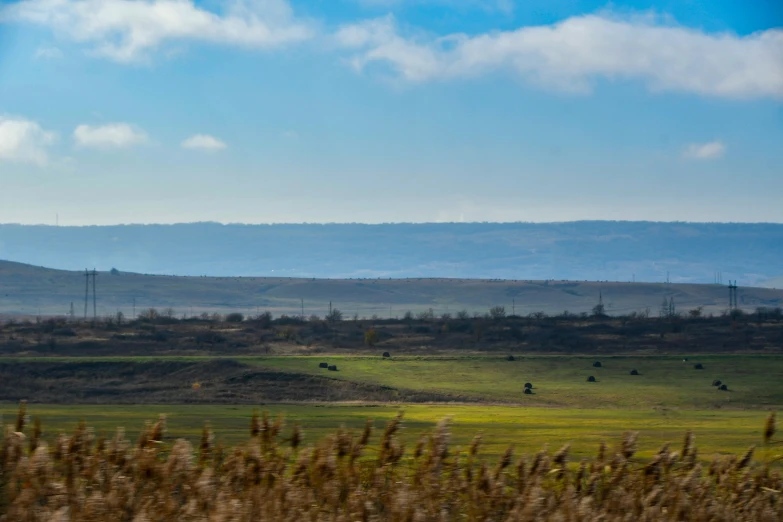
92,269 -> 97,320
69,302 -> 74,321
84,269 -> 89,319
301,298 -> 304,318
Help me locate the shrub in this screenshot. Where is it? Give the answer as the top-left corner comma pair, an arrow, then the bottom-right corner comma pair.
489,306 -> 506,320
225,312 -> 245,323
364,329 -> 379,347
326,308 -> 343,323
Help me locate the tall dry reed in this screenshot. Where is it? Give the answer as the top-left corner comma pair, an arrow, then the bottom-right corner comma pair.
1,405 -> 781,521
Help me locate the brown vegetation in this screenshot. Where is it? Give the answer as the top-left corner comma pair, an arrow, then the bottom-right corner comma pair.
1,308 -> 782,359
0,361 -> 464,404
1,405 -> 781,520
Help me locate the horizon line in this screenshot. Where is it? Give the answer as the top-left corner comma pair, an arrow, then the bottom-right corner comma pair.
4,219 -> 783,227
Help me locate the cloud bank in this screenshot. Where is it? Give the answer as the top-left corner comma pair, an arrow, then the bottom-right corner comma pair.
4,0 -> 313,62
336,13 -> 783,99
0,117 -> 57,165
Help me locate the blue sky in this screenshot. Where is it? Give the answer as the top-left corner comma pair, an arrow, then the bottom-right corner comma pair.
0,0 -> 781,225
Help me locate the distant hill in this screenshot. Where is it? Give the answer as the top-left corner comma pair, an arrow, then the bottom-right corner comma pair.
1,260 -> 781,318
0,221 -> 782,286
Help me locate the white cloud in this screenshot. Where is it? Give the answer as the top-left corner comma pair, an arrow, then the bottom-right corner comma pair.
335,13 -> 783,98
73,123 -> 148,148
684,141 -> 726,160
34,46 -> 63,59
0,117 -> 57,166
355,0 -> 513,15
3,0 -> 313,62
181,134 -> 227,150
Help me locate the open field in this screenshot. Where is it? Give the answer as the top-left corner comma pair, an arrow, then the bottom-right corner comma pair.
2,259 -> 782,317
4,354 -> 782,409
0,403 -> 774,463
243,354 -> 783,409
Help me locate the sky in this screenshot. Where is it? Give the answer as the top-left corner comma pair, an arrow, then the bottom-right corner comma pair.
0,0 -> 781,226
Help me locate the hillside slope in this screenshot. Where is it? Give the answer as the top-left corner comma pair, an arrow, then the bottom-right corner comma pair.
1,260 -> 781,317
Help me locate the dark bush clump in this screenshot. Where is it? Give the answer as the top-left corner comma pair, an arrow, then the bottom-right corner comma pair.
506,355 -> 515,361
225,313 -> 245,323
524,387 -> 533,395
524,382 -> 532,389
712,379 -> 722,387
328,365 -> 338,372
383,352 -> 391,358
593,361 -> 602,368
719,384 -> 728,391
630,369 -> 639,375
694,363 -> 704,370
319,362 -> 329,369
587,376 -> 596,382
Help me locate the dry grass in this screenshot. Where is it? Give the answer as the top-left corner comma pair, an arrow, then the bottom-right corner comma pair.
2,403 -> 782,521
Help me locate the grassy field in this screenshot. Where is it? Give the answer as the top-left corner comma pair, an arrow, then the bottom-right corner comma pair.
242,354 -> 783,409
0,403 -> 773,464
6,354 -> 783,409
2,354 -> 780,464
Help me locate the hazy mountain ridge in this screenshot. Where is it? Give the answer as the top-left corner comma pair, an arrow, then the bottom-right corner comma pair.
1,221 -> 781,286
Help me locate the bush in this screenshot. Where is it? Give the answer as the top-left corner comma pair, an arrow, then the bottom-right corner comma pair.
364,329 -> 379,346
225,312 -> 245,323
326,308 -> 343,323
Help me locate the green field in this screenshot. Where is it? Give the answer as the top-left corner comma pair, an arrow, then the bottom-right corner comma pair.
242,354 -> 783,409
1,403 -> 773,464
3,354 -> 780,464
10,354 -> 783,409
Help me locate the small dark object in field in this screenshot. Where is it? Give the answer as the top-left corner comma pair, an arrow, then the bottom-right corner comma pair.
719,384 -> 728,391
694,363 -> 704,370
524,382 -> 533,389
630,369 -> 639,376
712,379 -> 722,387
587,376 -> 596,382
506,355 -> 515,361
593,361 -> 602,368
319,362 -> 329,369
524,388 -> 533,395
683,358 -> 689,362
328,365 -> 338,371
382,352 -> 391,358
